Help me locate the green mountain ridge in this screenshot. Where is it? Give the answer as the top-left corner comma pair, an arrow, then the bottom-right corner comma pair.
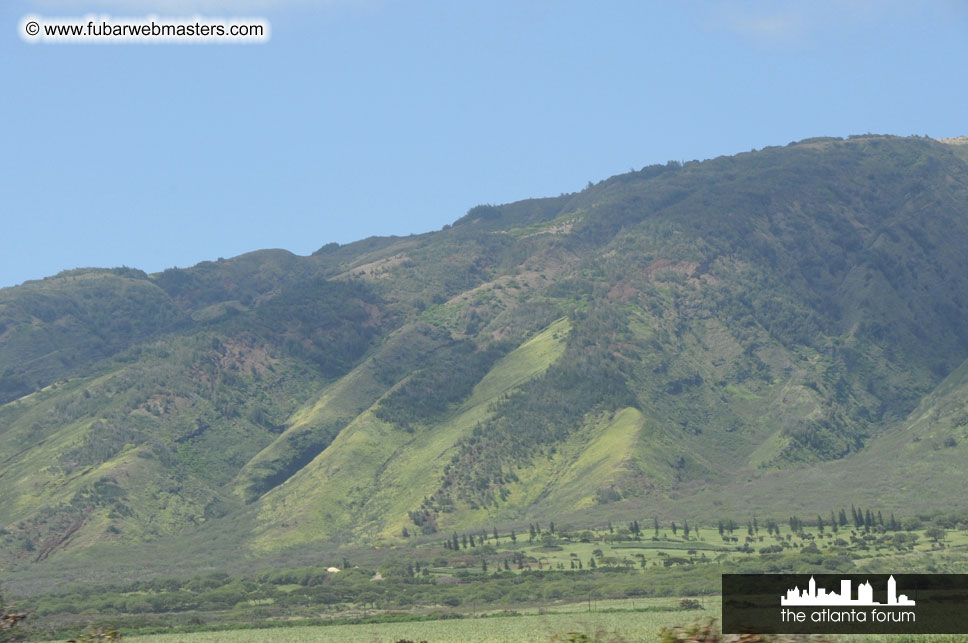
3,134 -> 968,579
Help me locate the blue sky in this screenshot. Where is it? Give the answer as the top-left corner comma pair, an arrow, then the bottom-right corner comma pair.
2,0 -> 967,289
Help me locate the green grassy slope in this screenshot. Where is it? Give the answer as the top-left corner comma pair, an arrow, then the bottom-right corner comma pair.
232,323 -> 454,504
252,318 -> 570,549
699,353 -> 968,518
576,353 -> 968,525
0,272 -> 390,562
0,331 -> 324,561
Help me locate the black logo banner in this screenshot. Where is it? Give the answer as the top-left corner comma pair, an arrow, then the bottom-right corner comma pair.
723,574 -> 968,634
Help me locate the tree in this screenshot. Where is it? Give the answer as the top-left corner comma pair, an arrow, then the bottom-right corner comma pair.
510,529 -> 517,543
654,517 -> 660,538
671,521 -> 678,536
926,526 -> 946,542
683,521 -> 690,539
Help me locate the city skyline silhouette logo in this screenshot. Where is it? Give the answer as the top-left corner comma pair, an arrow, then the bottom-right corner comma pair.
781,575 -> 915,607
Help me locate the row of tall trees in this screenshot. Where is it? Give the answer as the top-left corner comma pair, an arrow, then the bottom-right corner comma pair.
437,506 -> 910,553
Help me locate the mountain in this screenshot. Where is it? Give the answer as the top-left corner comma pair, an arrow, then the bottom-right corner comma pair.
3,134 -> 968,573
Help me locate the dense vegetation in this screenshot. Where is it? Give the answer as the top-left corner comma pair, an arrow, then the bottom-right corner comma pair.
4,136 -> 968,637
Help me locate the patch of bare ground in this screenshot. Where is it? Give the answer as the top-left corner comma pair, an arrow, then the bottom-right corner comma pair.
607,280 -> 642,302
519,220 -> 576,238
645,258 -> 699,278
331,253 -> 411,282
216,338 -> 276,375
461,247 -> 577,303
189,337 -> 277,388
135,393 -> 191,417
606,257 -> 723,303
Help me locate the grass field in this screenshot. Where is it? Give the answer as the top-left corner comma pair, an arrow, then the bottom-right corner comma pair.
83,599 -> 968,643
122,601 -> 716,642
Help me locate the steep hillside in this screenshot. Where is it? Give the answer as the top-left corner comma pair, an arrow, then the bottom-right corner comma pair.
3,134 -> 968,573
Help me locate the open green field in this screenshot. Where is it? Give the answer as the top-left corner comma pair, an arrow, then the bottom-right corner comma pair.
65,600 -> 968,643
122,600 -> 717,643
